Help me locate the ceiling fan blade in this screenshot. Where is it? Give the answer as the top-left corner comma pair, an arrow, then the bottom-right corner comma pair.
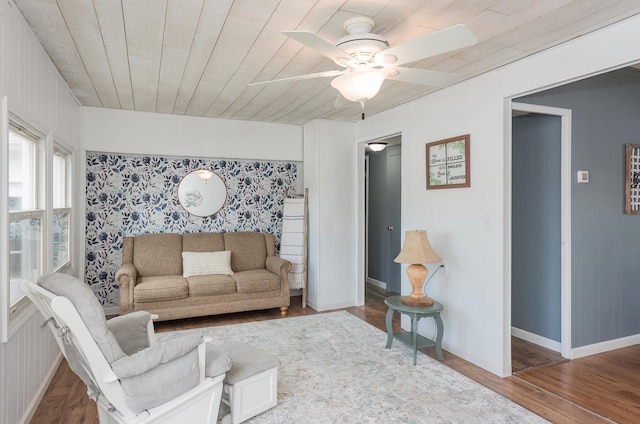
380,24 -> 477,67
282,30 -> 351,66
249,70 -> 345,86
387,67 -> 461,87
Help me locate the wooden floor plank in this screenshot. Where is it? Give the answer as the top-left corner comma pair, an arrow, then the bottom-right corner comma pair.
29,288 -> 640,423
517,348 -> 640,423
511,336 -> 568,374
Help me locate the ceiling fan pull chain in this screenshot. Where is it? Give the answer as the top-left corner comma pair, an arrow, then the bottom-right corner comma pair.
359,99 -> 366,120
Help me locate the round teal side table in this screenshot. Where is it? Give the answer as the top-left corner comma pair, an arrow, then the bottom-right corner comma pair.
384,295 -> 444,365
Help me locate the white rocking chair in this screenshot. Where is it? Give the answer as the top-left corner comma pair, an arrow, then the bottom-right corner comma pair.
21,273 -> 231,424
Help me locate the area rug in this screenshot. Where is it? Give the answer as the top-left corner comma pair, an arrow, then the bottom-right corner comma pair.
157,311 -> 547,423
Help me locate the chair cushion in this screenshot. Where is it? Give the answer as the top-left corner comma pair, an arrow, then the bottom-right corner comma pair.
107,311 -> 152,355
211,341 -> 279,385
133,233 -> 183,277
224,232 -> 267,272
233,269 -> 280,293
187,274 -> 237,296
134,276 -> 188,303
111,334 -> 202,378
204,346 -> 233,378
38,272 -> 126,363
119,348 -> 201,413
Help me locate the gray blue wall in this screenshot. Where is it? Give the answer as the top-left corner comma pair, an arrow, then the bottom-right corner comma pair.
518,68 -> 640,348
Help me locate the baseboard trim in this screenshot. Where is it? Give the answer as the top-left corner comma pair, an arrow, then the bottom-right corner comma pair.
307,299 -> 354,312
511,327 -> 562,353
20,353 -> 63,424
570,333 -> 640,359
366,277 -> 387,290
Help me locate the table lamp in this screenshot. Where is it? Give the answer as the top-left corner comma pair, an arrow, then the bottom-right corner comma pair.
394,230 -> 442,306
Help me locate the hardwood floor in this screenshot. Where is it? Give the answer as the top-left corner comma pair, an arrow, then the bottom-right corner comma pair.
512,336 -> 568,375
30,289 -> 639,423
516,345 -> 640,423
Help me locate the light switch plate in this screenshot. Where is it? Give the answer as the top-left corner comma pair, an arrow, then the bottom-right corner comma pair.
577,170 -> 589,183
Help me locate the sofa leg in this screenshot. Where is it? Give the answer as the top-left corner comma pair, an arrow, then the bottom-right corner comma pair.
280,306 -> 288,316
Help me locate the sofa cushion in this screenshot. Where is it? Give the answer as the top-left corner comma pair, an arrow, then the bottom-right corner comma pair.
233,269 -> 280,293
182,251 -> 234,277
133,233 -> 183,277
224,232 -> 267,272
182,232 -> 224,252
135,276 -> 188,303
187,275 -> 237,296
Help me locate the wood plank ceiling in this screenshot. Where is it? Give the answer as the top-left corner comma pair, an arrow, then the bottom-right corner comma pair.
13,0 -> 640,125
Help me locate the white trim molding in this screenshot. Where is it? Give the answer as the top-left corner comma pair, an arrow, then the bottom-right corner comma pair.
511,326 -> 562,353
507,102 -> 573,365
571,334 -> 640,360
366,277 -> 387,290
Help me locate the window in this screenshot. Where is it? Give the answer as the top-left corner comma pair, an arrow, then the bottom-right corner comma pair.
53,147 -> 71,270
8,127 -> 43,308
2,109 -> 75,341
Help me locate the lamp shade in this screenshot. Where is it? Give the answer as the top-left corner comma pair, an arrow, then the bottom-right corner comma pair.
394,230 -> 441,264
330,70 -> 386,102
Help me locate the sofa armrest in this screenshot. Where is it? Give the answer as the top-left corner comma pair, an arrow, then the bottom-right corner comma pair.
266,256 -> 291,297
115,263 -> 138,314
266,256 -> 291,279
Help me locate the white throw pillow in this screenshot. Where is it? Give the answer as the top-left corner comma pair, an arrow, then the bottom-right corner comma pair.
182,251 -> 234,277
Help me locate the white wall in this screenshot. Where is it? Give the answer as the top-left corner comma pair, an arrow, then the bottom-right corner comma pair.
1,1 -> 82,423
82,107 -> 303,162
353,14 -> 640,377
304,119 -> 356,310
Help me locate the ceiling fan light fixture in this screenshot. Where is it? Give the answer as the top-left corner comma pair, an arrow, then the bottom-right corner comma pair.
330,69 -> 387,102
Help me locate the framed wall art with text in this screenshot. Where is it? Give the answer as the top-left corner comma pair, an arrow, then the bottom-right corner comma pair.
426,134 -> 470,190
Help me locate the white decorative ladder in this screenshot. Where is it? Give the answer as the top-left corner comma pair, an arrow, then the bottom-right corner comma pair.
281,188 -> 308,308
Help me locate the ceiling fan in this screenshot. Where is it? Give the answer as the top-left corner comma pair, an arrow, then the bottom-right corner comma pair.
249,17 -> 477,109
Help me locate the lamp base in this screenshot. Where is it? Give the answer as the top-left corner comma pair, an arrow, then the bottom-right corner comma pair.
401,295 -> 434,306
401,263 -> 435,306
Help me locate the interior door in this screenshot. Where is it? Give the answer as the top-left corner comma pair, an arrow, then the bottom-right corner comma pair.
366,143 -> 401,294
386,145 -> 401,293
512,113 -> 562,343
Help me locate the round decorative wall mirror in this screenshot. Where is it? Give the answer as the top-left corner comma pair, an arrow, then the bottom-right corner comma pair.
177,169 -> 227,217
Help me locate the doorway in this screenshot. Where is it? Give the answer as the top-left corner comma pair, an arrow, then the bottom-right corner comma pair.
509,102 -> 572,372
364,136 -> 401,301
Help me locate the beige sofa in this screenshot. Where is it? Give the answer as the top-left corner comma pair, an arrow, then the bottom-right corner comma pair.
115,231 -> 291,321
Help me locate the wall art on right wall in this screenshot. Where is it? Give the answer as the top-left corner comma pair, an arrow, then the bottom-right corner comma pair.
625,144 -> 640,214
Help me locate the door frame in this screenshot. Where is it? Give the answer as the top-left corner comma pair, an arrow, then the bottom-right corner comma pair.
507,102 -> 572,360
355,130 -> 402,306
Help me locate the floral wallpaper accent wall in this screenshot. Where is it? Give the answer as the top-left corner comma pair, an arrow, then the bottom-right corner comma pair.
85,152 -> 298,307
